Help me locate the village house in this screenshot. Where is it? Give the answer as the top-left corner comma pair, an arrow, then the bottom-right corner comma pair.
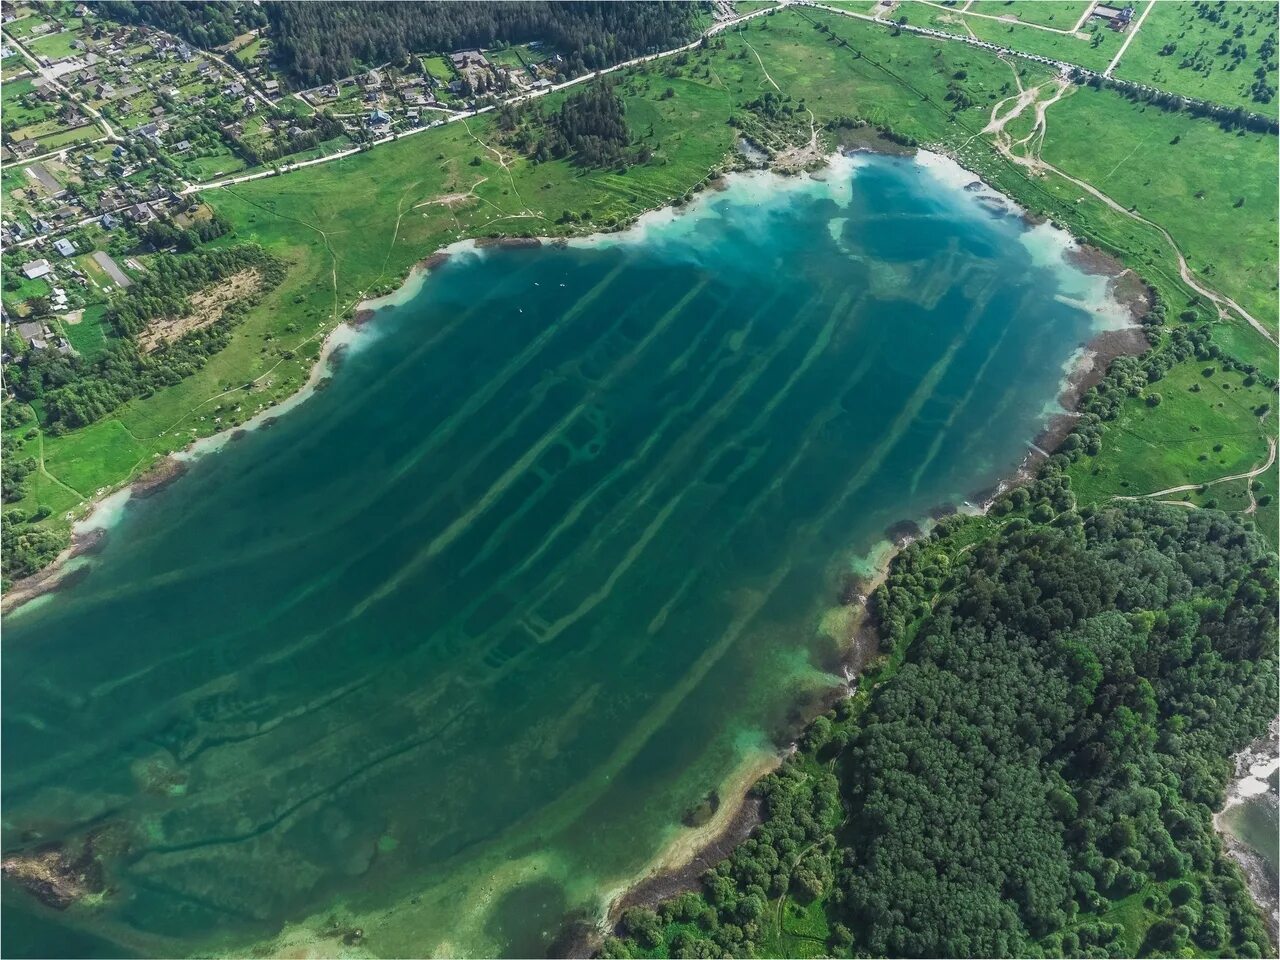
21,259 -> 52,280
53,238 -> 77,257
125,202 -> 156,223
450,50 -> 488,70
1091,4 -> 1135,28
17,320 -> 46,345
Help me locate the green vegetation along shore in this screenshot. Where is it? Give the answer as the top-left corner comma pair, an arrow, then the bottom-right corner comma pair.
606,495 -> 1278,958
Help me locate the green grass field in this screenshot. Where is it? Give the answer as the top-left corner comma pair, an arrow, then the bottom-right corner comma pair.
1111,0 -> 1279,115
896,0 -> 1128,72
966,1 -> 1093,30
2,76 -> 58,128
13,6 -> 1279,569
25,27 -> 80,62
422,55 -> 455,83
1037,83 -> 1279,333
1069,360 -> 1276,543
53,304 -> 110,359
181,149 -> 249,182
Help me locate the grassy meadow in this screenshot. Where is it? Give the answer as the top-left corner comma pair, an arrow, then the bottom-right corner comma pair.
1069,360 -> 1276,544
896,0 -> 1130,72
1036,83 -> 1279,336
966,1 -> 1094,30
11,6 -> 1278,570
1111,0 -> 1280,115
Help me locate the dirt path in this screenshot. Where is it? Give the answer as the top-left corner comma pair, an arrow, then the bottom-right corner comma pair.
413,177 -> 489,209
1104,0 -> 1156,77
988,80 -> 1277,348
1113,437 -> 1277,503
914,0 -> 1086,35
744,37 -> 781,92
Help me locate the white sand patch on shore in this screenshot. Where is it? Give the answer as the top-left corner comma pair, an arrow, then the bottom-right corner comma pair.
567,152 -> 866,254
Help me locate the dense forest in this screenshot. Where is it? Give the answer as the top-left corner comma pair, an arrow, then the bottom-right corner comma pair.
268,2 -> 697,86
97,1 -> 699,86
605,489 -> 1277,958
498,81 -> 643,170
94,1 -> 267,50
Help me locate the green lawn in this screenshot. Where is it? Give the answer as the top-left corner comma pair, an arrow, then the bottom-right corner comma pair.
41,417 -> 153,498
1,275 -> 51,316
53,304 -> 110,360
33,123 -> 98,150
966,1 -> 1093,30
1111,0 -> 1279,115
181,149 -> 249,182
1,76 -> 58,128
422,55 -> 455,83
25,27 -> 80,62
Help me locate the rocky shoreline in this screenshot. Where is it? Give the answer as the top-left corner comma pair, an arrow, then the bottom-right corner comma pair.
1216,718 -> 1280,944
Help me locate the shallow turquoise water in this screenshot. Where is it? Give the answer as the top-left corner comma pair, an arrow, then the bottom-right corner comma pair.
2,155 -> 1114,957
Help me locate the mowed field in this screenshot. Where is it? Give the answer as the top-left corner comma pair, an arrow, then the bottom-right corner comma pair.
17,7 -> 1279,551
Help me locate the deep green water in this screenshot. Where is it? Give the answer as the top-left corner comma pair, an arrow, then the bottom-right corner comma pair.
3,154 -> 1120,957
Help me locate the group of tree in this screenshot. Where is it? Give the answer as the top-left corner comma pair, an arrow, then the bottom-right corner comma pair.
261,2 -> 696,87
95,0 -> 266,50
605,493 -> 1277,958
5,244 -> 284,433
499,81 -> 647,170
1072,69 -> 1280,134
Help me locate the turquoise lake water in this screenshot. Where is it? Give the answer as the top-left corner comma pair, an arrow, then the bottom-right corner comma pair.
2,154 -> 1119,957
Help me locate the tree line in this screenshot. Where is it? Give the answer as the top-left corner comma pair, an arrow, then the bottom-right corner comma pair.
95,1 -> 267,51
263,2 -> 698,87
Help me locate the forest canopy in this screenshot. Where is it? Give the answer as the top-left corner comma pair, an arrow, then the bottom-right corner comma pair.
265,2 -> 698,85
605,501 -> 1278,959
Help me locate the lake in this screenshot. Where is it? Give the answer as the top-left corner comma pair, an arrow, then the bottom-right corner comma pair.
2,152 -> 1125,957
